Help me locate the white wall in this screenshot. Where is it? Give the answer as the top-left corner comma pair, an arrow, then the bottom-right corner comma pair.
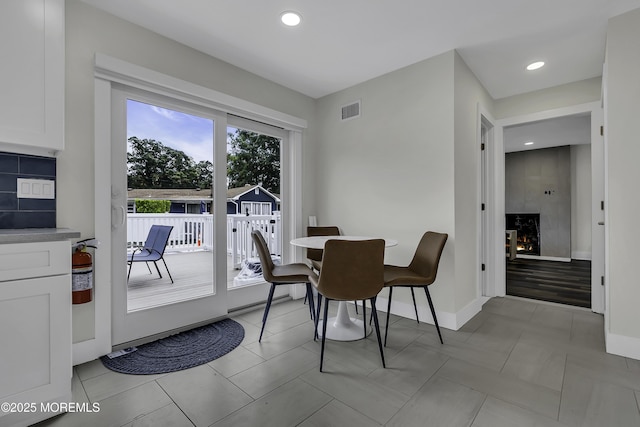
314,50 -> 493,326
315,51 -> 457,314
604,7 -> 640,358
494,77 -> 602,119
571,144 -> 592,260
62,0 -> 316,343
453,52 -> 495,310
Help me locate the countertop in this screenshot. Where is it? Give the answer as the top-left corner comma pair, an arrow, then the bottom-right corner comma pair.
0,228 -> 81,244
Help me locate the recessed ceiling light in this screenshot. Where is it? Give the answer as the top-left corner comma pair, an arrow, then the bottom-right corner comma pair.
281,11 -> 301,26
526,61 -> 545,71
524,141 -> 535,146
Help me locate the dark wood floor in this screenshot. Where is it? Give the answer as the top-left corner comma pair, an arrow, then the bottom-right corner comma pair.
506,258 -> 591,308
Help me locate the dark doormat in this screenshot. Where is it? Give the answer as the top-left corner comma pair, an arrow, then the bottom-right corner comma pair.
101,318 -> 244,375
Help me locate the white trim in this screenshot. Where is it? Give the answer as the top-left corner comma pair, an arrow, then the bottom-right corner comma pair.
94,53 -> 307,131
606,332 -> 640,361
74,77 -> 113,365
516,254 -> 571,262
374,293 -> 484,332
572,251 -> 592,261
477,103 -> 498,298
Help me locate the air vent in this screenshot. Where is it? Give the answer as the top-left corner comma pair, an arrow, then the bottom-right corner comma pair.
341,100 -> 361,121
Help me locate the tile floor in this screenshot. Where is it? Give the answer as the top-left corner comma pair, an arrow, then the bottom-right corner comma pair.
37,297 -> 640,427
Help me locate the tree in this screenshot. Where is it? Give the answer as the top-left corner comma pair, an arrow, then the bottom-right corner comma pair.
127,137 -> 212,189
227,129 -> 280,194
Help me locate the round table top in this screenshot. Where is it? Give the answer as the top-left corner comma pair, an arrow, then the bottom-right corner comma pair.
290,235 -> 398,249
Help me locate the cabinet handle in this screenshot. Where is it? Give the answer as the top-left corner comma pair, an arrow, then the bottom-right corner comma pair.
597,221 -> 604,226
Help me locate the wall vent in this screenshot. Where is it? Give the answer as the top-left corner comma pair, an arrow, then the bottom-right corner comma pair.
341,100 -> 361,121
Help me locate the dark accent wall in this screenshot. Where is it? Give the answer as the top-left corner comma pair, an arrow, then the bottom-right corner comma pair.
505,146 -> 571,258
0,152 -> 56,229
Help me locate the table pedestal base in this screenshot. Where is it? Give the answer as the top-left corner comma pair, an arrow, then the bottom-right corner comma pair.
316,301 -> 372,341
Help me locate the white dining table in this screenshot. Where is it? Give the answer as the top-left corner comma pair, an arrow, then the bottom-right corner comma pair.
290,235 -> 397,341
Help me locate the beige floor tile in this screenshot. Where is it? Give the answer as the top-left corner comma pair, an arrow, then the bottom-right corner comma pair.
416,331 -> 510,372
298,399 -> 381,427
121,403 -> 194,427
244,321 -> 316,360
212,379 -> 332,427
300,360 -> 409,425
74,359 -> 111,381
207,345 -> 265,377
501,341 -> 566,391
81,369 -> 166,402
157,364 -> 253,427
436,358 -> 561,419
229,347 -> 317,398
387,376 -> 485,427
367,341 -> 449,396
472,396 -> 566,427
36,381 -> 173,427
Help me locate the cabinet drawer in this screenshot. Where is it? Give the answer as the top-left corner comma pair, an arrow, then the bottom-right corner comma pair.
0,241 -> 70,282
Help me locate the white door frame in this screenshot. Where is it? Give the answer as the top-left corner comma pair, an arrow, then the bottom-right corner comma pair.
477,104 -> 498,300
492,101 -> 605,312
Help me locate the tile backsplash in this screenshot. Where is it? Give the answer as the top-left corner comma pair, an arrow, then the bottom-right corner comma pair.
0,152 -> 56,229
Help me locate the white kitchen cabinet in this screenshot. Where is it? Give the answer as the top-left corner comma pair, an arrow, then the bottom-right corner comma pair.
0,240 -> 72,427
0,0 -> 65,155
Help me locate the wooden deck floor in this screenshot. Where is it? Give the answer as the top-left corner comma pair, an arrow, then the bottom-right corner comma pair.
126,250 -> 262,312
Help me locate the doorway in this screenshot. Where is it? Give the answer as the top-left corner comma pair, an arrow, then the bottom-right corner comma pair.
493,103 -> 605,312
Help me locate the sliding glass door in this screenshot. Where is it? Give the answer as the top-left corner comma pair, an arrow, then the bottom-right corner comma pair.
111,87 -> 227,345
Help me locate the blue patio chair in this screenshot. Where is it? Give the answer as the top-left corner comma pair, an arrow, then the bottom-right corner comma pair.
127,225 -> 174,284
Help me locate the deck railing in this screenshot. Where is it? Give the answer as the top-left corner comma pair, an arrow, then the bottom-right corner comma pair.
127,213 -> 282,269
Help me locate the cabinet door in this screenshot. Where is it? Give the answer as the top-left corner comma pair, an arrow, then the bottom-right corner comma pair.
0,275 -> 71,425
0,0 -> 64,154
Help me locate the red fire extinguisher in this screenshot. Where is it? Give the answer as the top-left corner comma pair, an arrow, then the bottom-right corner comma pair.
72,239 -> 98,304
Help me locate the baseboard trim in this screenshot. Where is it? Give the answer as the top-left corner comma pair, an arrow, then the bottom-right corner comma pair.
606,330 -> 640,361
517,254 -> 571,262
571,251 -> 592,261
372,294 -> 483,331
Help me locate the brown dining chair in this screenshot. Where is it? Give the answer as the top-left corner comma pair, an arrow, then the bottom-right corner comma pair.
311,239 -> 386,372
306,226 -> 341,271
383,231 -> 448,346
251,230 -> 315,342
305,226 -> 361,314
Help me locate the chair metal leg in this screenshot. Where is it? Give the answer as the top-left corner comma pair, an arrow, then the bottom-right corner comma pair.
127,261 -> 132,283
355,300 -> 359,314
410,287 -> 419,323
384,286 -> 393,347
145,262 -> 153,274
152,261 -> 163,278
314,294 -> 323,341
371,296 -> 386,368
362,299 -> 367,338
259,283 -> 276,342
424,286 -> 443,344
305,283 -> 315,321
161,257 -> 174,283
320,297 -> 329,372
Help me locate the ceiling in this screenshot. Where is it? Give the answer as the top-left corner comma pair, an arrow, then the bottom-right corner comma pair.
80,0 -> 640,100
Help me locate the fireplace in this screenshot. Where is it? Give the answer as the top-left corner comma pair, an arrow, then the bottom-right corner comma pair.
506,213 -> 540,256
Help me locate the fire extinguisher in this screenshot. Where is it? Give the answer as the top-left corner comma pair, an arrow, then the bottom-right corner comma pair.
72,238 -> 99,304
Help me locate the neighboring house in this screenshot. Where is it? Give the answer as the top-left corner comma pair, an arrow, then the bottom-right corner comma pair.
127,184 -> 279,215
127,188 -> 212,214
226,184 -> 280,215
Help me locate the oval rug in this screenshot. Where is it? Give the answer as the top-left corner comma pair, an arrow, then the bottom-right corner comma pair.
101,318 -> 244,375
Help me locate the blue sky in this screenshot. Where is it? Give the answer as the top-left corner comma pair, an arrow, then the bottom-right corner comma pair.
127,99 -> 215,163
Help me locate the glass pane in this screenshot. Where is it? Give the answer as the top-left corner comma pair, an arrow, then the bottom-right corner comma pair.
126,99 -> 214,312
226,126 -> 282,289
